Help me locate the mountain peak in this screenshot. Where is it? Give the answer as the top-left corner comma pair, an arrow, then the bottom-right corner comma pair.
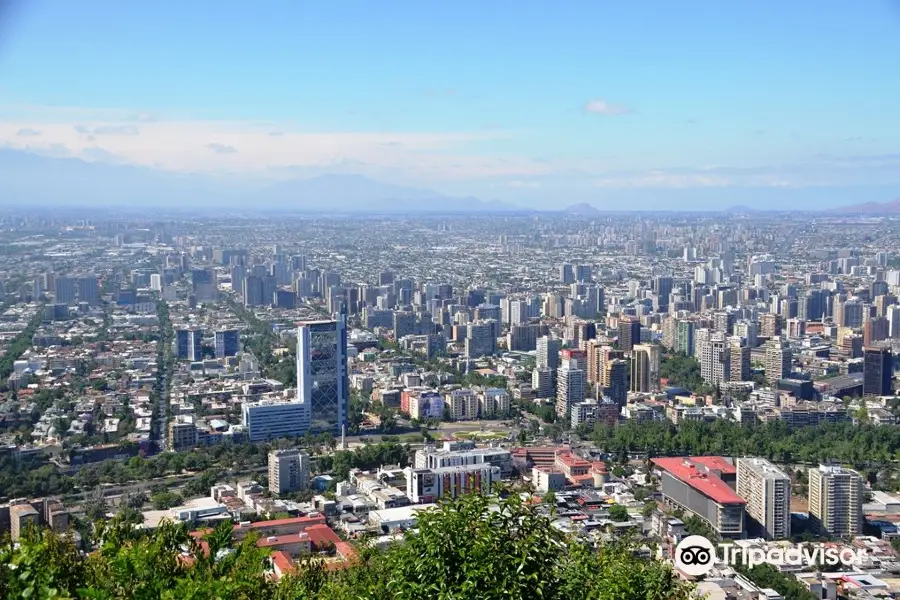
831,198 -> 900,214
563,202 -> 601,215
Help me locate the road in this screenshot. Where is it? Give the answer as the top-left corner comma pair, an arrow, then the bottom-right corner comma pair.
65,465 -> 269,504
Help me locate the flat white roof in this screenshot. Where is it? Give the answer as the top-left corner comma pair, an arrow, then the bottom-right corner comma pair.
369,503 -> 437,523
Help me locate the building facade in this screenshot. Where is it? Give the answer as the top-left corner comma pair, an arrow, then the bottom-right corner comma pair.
269,449 -> 311,495
808,465 -> 863,537
736,458 -> 791,540
297,318 -> 348,434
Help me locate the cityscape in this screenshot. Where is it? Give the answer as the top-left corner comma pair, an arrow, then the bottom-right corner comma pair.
2,210 -> 900,598
3,1 -> 900,599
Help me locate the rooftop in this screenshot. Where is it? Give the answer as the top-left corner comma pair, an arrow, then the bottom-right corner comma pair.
652,457 -> 746,505
689,456 -> 736,475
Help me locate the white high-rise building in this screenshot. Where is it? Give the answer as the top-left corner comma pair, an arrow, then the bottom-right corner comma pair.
765,339 -> 793,384
509,299 -> 528,325
808,465 -> 863,537
555,359 -> 585,418
150,274 -> 162,292
700,333 -> 729,385
297,318 -> 348,434
736,458 -> 791,540
536,335 -> 561,370
888,305 -> 900,338
268,449 -> 311,495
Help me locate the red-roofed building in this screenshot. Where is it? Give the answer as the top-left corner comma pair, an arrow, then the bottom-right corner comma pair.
270,550 -> 295,580
652,457 -> 746,538
554,450 -> 591,483
690,456 -> 737,487
256,532 -> 312,556
512,446 -> 562,469
232,514 -> 327,541
257,522 -> 360,580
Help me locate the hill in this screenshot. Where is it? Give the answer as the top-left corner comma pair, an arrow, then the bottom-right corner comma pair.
831,198 -> 900,214
0,149 -> 516,213
256,173 -> 517,213
562,202 -> 602,215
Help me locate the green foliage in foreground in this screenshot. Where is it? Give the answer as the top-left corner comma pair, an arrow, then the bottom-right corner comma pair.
735,563 -> 817,600
0,494 -> 691,600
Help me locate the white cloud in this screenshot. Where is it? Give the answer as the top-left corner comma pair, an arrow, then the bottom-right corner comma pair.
583,99 -> 631,115
74,124 -> 140,136
593,172 -> 730,188
591,169 -> 810,189
0,108 -> 548,180
206,142 -> 237,154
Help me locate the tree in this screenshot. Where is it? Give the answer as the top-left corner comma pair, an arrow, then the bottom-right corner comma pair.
376,493 -> 690,600
151,491 -> 183,510
1,493 -> 691,600
633,486 -> 651,502
608,503 -> 630,522
737,563 -> 816,600
83,494 -> 109,522
542,489 -> 557,507
684,515 -> 716,540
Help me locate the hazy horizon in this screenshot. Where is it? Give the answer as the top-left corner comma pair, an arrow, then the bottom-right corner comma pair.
1,1 -> 899,210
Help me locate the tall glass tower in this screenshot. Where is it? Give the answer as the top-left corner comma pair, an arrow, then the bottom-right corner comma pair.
297,318 -> 348,434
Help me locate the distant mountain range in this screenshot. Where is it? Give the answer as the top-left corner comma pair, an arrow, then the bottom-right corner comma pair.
562,202 -> 602,215
830,198 -> 900,215
0,149 -> 517,213
722,204 -> 761,214
257,174 -> 516,213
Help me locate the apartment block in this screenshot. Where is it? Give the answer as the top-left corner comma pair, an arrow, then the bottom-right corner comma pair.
269,449 -> 311,495
808,465 -> 863,537
736,458 -> 791,540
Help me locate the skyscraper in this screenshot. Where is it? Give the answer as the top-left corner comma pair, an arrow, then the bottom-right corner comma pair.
536,336 -> 561,371
700,334 -> 730,386
242,275 -> 265,307
215,329 -> 240,358
864,317 -> 890,345
604,359 -> 629,406
651,275 -> 674,310
531,368 -> 554,399
555,359 -> 585,418
736,458 -> 791,540
77,275 -> 100,305
192,268 -> 218,302
465,320 -> 496,359
297,318 -> 348,434
618,316 -> 641,353
863,345 -> 893,396
675,319 -> 695,355
175,329 -> 203,361
54,276 -> 77,305
575,264 -> 592,283
808,465 -> 863,537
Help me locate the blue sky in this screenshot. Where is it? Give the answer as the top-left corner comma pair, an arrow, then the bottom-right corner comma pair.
1,1 -> 899,209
